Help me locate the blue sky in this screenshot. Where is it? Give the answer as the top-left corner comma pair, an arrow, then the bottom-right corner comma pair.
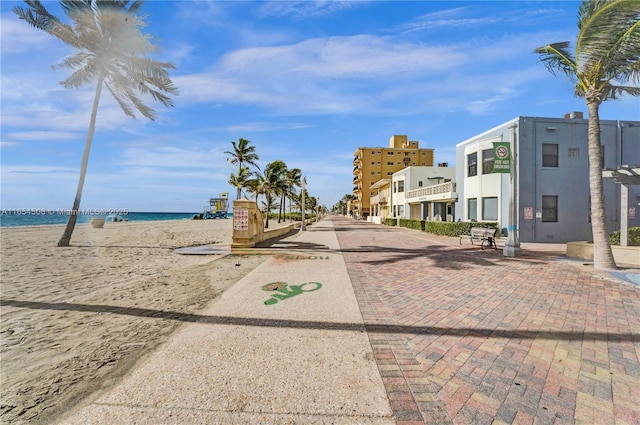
1,1 -> 638,213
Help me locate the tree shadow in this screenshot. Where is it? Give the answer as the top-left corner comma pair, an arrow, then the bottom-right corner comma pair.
2,299 -> 637,343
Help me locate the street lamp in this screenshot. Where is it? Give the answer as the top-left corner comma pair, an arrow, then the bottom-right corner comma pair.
300,176 -> 307,232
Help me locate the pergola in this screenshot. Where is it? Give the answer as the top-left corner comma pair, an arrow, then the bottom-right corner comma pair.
602,165 -> 640,246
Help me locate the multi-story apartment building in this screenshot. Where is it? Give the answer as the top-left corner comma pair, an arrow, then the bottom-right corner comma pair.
353,135 -> 434,217
455,113 -> 640,243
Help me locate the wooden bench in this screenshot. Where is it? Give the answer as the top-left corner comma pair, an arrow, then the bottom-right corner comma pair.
459,227 -> 498,250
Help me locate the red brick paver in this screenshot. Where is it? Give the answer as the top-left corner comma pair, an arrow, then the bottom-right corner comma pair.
332,217 -> 640,425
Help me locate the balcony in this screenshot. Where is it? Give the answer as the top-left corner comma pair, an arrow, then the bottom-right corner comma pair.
370,194 -> 388,205
406,181 -> 457,203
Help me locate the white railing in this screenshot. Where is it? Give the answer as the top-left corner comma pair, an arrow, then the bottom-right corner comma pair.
406,182 -> 456,199
370,194 -> 388,204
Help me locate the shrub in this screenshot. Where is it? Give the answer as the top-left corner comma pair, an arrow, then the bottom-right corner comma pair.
387,219 -> 499,237
609,226 -> 640,246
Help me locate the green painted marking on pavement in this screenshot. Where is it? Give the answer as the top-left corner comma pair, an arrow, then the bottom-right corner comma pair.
262,281 -> 322,305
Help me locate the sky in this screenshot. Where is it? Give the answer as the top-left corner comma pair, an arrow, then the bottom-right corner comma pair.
1,1 -> 639,213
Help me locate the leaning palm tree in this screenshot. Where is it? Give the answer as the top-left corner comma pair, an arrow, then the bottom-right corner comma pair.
255,160 -> 286,228
224,138 -> 260,199
14,0 -> 178,247
284,167 -> 302,222
534,0 -> 640,270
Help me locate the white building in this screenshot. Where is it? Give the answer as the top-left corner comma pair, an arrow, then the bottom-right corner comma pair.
455,114 -> 640,243
388,165 -> 457,221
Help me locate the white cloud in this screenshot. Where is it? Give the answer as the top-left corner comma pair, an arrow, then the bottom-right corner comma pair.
224,122 -> 312,132
0,14 -> 54,53
259,1 -> 367,19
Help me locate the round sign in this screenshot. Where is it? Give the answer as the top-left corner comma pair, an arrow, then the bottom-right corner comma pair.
496,146 -> 509,159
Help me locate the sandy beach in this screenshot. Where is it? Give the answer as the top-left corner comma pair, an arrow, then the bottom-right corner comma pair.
0,219 -> 268,424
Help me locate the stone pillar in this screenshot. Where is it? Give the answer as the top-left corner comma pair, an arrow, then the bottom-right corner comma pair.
232,199 -> 264,248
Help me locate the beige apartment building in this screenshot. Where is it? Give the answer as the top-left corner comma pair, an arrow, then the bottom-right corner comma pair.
352,135 -> 434,217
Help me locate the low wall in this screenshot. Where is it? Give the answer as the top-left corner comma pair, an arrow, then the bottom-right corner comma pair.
566,242 -> 640,267
232,199 -> 314,248
261,223 -> 296,243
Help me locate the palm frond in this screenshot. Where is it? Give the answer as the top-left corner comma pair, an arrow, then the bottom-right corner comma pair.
534,41 -> 578,82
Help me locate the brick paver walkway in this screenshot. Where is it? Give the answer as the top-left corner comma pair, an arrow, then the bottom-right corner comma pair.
332,217 -> 640,425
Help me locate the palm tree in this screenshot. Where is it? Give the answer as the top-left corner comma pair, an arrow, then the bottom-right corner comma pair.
228,166 -> 250,200
284,167 -> 302,222
14,0 -> 178,247
534,0 -> 640,270
255,160 -> 286,228
224,138 -> 260,199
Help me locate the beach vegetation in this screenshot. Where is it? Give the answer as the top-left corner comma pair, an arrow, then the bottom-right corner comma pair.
534,0 -> 640,269
225,138 -> 260,200
14,0 -> 178,247
254,160 -> 286,229
282,167 -> 302,223
228,166 -> 251,201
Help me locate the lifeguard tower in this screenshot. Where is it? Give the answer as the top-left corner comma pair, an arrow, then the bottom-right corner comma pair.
204,192 -> 229,219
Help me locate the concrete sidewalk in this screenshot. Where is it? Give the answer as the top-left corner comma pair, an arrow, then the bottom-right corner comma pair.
60,218 -> 394,424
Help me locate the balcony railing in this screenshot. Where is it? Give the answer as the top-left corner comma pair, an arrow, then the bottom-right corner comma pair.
370,194 -> 388,204
406,182 -> 457,201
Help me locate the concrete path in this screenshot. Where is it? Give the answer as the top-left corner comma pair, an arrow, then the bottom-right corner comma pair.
60,216 -> 640,424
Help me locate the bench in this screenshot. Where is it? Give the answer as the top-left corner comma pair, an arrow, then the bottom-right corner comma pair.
459,227 -> 498,250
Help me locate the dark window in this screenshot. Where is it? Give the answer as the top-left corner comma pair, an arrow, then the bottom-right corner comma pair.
542,195 -> 558,222
468,153 -> 477,177
397,181 -> 404,192
482,149 -> 494,174
542,144 -> 559,167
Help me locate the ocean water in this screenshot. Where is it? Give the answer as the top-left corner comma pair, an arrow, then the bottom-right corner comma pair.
0,210 -> 232,227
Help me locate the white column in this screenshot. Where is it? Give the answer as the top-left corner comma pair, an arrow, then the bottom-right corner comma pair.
504,123 -> 522,257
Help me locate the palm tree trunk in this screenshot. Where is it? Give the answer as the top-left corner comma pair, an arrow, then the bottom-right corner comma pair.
586,97 -> 617,269
265,194 -> 270,229
57,75 -> 104,247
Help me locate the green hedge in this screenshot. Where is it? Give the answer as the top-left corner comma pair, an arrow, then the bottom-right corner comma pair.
385,218 -> 499,237
609,226 -> 640,246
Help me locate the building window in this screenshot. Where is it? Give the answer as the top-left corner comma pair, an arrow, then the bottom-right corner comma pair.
542,195 -> 558,222
468,198 -> 477,221
468,152 -> 477,177
398,205 -> 404,217
482,149 -> 494,174
601,145 -> 605,169
397,181 -> 404,192
542,143 -> 559,167
568,147 -> 580,157
387,162 -> 394,166
482,197 -> 498,220
393,182 -> 397,193
387,152 -> 394,156
418,181 -> 423,187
